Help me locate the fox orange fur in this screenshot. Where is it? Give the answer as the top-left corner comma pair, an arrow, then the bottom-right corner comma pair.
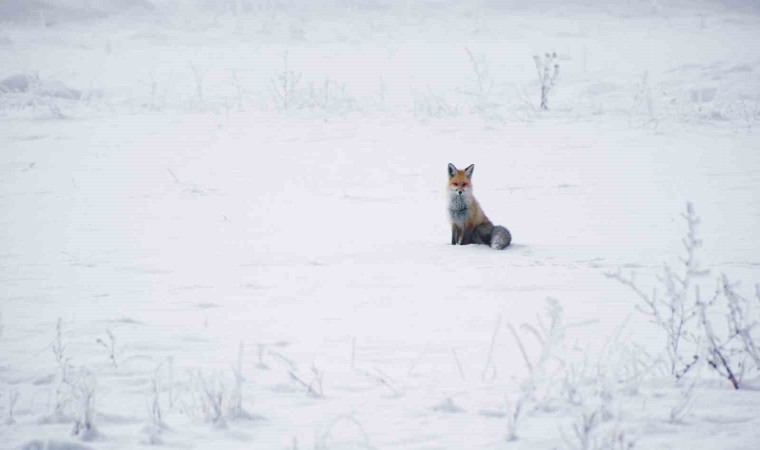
447,163 -> 512,249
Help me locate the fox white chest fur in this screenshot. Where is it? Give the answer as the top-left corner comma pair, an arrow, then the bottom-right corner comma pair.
448,191 -> 470,227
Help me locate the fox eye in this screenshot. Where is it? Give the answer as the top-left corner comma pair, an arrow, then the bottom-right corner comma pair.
453,183 -> 460,187
461,183 -> 468,188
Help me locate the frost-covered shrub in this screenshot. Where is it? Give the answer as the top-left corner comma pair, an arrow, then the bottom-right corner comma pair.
270,54 -> 303,111
71,370 -> 99,441
505,298 -> 569,440
142,372 -> 166,445
412,87 -> 461,119
533,52 -> 559,111
5,389 -> 19,425
697,275 -> 760,389
189,370 -> 228,429
96,329 -> 120,369
461,48 -> 503,123
607,203 -> 705,380
609,203 -> 760,389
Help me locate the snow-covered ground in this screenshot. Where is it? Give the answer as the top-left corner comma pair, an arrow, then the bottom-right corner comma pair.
1,1 -> 760,449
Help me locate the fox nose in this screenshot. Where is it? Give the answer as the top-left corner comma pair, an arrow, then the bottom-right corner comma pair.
457,190 -> 463,195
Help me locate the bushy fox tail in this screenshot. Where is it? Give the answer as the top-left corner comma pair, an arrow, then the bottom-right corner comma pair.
490,225 -> 512,250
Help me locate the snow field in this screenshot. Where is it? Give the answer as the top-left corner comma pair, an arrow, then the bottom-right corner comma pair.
1,2 -> 760,449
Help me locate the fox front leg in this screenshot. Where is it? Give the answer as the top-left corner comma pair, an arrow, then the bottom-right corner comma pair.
451,224 -> 460,245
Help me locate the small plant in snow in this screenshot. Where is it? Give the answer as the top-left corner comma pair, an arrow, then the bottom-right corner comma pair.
412,87 -> 461,119
502,298 -> 568,440
721,276 -> 760,370
461,48 -> 502,122
188,62 -> 205,110
561,355 -> 592,406
40,318 -> 74,424
631,71 -> 658,127
271,53 -> 303,111
229,69 -> 246,112
668,381 -> 696,424
355,367 -> 401,397
306,79 -> 359,114
561,409 -> 601,450
607,203 -> 706,380
613,343 -> 659,396
228,343 -> 244,418
71,369 -> 99,441
142,366 -> 167,445
610,203 -> 760,388
508,297 -> 567,409
228,342 -> 256,420
272,351 -> 325,397
189,370 -> 227,428
140,71 -> 161,112
725,96 -> 760,132
482,315 -> 501,381
561,401 -> 634,450
52,318 -> 70,372
298,364 -> 325,398
533,52 -> 559,110
256,343 -> 269,369
96,329 -> 120,369
5,389 -> 19,425
697,275 -> 760,389
314,415 -> 376,450
505,395 -> 524,441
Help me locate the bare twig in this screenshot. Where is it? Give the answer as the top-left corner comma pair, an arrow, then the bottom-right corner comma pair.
452,348 -> 466,381
96,329 -> 119,369
482,315 -> 502,380
507,323 -> 533,375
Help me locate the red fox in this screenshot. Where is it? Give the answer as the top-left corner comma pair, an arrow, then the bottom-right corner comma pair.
447,163 -> 512,249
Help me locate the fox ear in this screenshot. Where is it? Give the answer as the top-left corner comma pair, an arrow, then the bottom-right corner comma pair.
448,163 -> 457,178
464,164 -> 474,179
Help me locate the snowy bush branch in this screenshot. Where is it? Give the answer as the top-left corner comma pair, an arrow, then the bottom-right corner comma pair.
610,203 -> 760,388
461,48 -> 502,122
5,389 -> 19,425
71,369 -> 99,441
607,203 -> 706,380
697,274 -> 760,389
271,54 -> 302,111
96,329 -> 120,369
534,52 -> 559,110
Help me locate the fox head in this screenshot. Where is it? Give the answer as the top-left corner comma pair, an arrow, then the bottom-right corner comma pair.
447,163 -> 475,198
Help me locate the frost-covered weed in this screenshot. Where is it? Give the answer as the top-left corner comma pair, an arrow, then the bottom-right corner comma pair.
96,329 -> 119,369
610,203 -> 760,388
271,350 -> 325,397
140,368 -> 169,445
504,298 -> 569,440
71,369 -> 99,441
271,54 -> 303,111
533,52 -> 559,111
188,370 -> 227,428
668,381 -> 696,424
5,389 -> 19,425
461,48 -> 503,123
228,342 -> 257,420
412,87 -> 461,119
314,415 -> 376,450
607,203 -> 705,380
188,62 -> 205,110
